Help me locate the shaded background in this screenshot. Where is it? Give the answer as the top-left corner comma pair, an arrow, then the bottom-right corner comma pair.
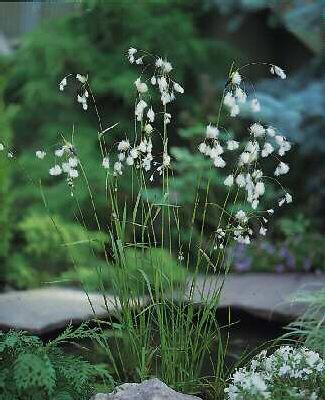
0,0 -> 324,290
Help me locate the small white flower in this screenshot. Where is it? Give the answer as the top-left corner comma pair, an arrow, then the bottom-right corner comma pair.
275,135 -> 285,145
285,193 -> 293,203
162,60 -> 172,73
255,181 -> 265,197
161,91 -> 172,105
76,74 -> 87,84
164,113 -> 171,124
231,71 -> 242,85
135,57 -> 143,65
0,143 -> 4,151
251,98 -> 261,112
68,157 -> 78,168
236,174 -> 246,188
128,47 -> 137,57
198,142 -> 207,154
157,76 -> 168,92
261,142 -> 274,158
59,77 -> 67,91
235,210 -> 248,223
118,140 -> 130,152
206,124 -> 219,139
144,124 -> 153,134
234,87 -> 247,103
126,156 -> 134,166
155,58 -> 164,68
114,161 -> 123,175
36,150 -> 46,159
163,153 -> 171,167
128,50 -> 137,63
173,82 -> 184,94
135,100 -> 147,121
118,152 -> 125,161
266,126 -> 276,137
267,209 -> 274,214
224,175 -> 234,187
55,148 -> 65,157
259,226 -> 267,236
239,151 -> 251,165
130,148 -> 139,159
7,152 -> 13,158
150,76 -> 156,85
223,92 -> 235,108
134,78 -> 148,93
252,169 -> 263,180
227,140 -> 239,151
102,157 -> 110,169
68,168 -> 79,178
230,104 -> 240,117
147,107 -> 155,122
249,123 -> 265,138
49,165 -> 62,176
213,156 -> 226,168
138,141 -> 147,153
278,141 -> 291,156
210,143 -> 224,158
274,161 -> 289,176
270,65 -> 286,79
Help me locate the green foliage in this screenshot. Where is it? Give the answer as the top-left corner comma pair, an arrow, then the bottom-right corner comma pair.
61,247 -> 187,294
286,288 -> 325,356
229,214 -> 325,273
7,213 -> 107,289
0,326 -> 113,400
0,62 -> 16,287
1,0 -> 237,285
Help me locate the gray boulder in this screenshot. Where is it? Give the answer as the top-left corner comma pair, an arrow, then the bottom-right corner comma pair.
91,378 -> 202,400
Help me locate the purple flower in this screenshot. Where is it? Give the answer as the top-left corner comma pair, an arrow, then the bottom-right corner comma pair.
274,263 -> 285,274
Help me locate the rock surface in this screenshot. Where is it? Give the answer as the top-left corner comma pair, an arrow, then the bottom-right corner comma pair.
190,273 -> 325,322
90,378 -> 202,400
0,287 -> 112,334
1,273 -> 325,333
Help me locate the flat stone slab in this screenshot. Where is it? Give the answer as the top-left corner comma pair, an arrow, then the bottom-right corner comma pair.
190,273 -> 325,322
90,378 -> 201,400
0,287 -> 114,334
1,273 -> 324,334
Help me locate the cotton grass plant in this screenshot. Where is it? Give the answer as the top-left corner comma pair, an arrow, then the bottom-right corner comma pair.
1,49 -> 293,397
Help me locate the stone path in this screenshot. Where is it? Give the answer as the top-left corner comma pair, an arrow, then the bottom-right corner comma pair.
0,273 -> 324,334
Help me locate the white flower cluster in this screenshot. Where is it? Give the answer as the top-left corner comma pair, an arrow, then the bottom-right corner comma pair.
223,64 -> 286,118
225,346 -> 324,400
100,48 -> 184,179
59,73 -> 89,110
47,142 -> 80,190
109,137 -> 154,177
198,71 -> 292,247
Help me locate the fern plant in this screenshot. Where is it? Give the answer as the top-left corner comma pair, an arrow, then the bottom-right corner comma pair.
0,324 -> 114,400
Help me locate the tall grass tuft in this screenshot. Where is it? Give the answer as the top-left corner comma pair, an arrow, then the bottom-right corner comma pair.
1,49 -> 293,398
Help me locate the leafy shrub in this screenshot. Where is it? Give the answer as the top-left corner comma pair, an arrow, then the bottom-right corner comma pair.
0,325 -> 113,400
225,346 -> 325,400
7,213 -> 107,288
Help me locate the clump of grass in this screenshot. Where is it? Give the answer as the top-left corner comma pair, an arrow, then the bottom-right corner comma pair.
285,288 -> 325,356
0,49 -> 293,398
